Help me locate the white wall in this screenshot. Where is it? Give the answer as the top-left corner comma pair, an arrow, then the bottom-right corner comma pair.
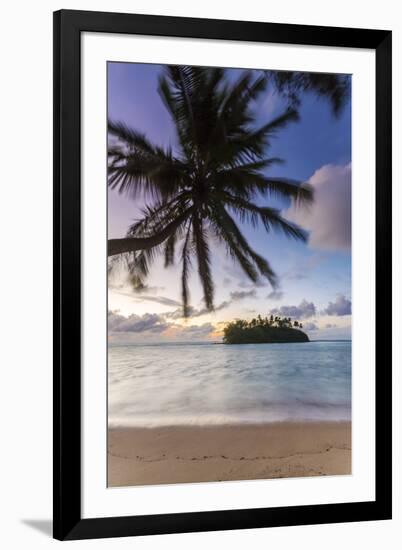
0,0 -> 400,548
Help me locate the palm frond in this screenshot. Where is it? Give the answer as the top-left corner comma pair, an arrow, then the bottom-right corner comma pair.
211,158 -> 284,198
223,194 -> 308,241
213,167 -> 313,206
158,66 -> 202,151
108,120 -> 187,200
108,120 -> 158,154
164,233 -> 176,267
127,195 -> 190,238
231,107 -> 299,161
257,107 -> 299,136
126,242 -> 164,290
265,70 -> 351,116
258,178 -> 313,206
210,211 -> 259,283
192,214 -> 214,310
211,205 -> 276,287
210,107 -> 299,169
247,248 -> 277,286
218,72 -> 266,122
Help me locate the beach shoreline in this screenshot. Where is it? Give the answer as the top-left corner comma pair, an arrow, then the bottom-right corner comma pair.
108,421 -> 351,487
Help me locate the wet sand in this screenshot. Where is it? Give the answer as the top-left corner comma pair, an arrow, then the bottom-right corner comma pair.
108,421 -> 351,487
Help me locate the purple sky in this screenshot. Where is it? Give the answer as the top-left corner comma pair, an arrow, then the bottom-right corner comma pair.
108,62 -> 352,342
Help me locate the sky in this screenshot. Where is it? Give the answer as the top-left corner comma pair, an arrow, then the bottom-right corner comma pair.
108,62 -> 352,343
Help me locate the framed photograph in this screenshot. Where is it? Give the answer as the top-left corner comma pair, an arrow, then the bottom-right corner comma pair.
53,9 -> 392,540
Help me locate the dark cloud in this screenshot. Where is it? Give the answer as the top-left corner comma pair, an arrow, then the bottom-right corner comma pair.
324,295 -> 351,316
270,299 -> 316,319
230,289 -> 257,301
325,323 -> 337,329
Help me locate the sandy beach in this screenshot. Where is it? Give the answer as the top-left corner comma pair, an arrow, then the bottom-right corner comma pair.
108,421 -> 351,487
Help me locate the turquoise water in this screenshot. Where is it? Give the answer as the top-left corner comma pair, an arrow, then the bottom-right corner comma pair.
108,341 -> 351,427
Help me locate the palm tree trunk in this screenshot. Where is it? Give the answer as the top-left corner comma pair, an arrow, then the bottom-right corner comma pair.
108,209 -> 191,256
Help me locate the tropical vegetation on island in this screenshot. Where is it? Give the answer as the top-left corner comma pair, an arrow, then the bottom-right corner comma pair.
223,315 -> 309,344
108,66 -> 350,316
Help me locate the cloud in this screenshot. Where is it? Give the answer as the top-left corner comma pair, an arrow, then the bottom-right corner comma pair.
230,290 -> 257,301
267,290 -> 284,300
270,299 -> 316,319
238,280 -> 269,289
109,311 -> 217,341
176,323 -> 216,338
132,285 -> 165,294
164,307 -> 194,320
304,321 -> 319,331
165,300 -> 231,320
108,311 -> 168,333
135,295 -> 182,307
166,290 -> 256,320
267,295 -> 351,323
110,285 -> 181,307
223,264 -> 268,289
285,163 -> 351,250
282,253 -> 327,282
324,295 -> 351,316
283,272 -> 307,281
196,301 -> 231,316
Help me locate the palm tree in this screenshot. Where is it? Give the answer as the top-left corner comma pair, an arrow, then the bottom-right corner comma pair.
264,70 -> 350,116
108,66 -> 314,316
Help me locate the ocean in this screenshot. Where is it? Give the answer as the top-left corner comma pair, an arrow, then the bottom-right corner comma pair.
108,341 -> 351,427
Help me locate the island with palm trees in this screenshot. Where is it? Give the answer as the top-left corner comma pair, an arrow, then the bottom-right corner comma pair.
223,315 -> 308,344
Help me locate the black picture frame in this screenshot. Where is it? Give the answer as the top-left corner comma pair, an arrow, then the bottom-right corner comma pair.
53,9 -> 392,541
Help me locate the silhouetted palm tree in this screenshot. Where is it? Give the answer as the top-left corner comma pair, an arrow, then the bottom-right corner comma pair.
264,70 -> 350,116
108,66 -> 314,315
